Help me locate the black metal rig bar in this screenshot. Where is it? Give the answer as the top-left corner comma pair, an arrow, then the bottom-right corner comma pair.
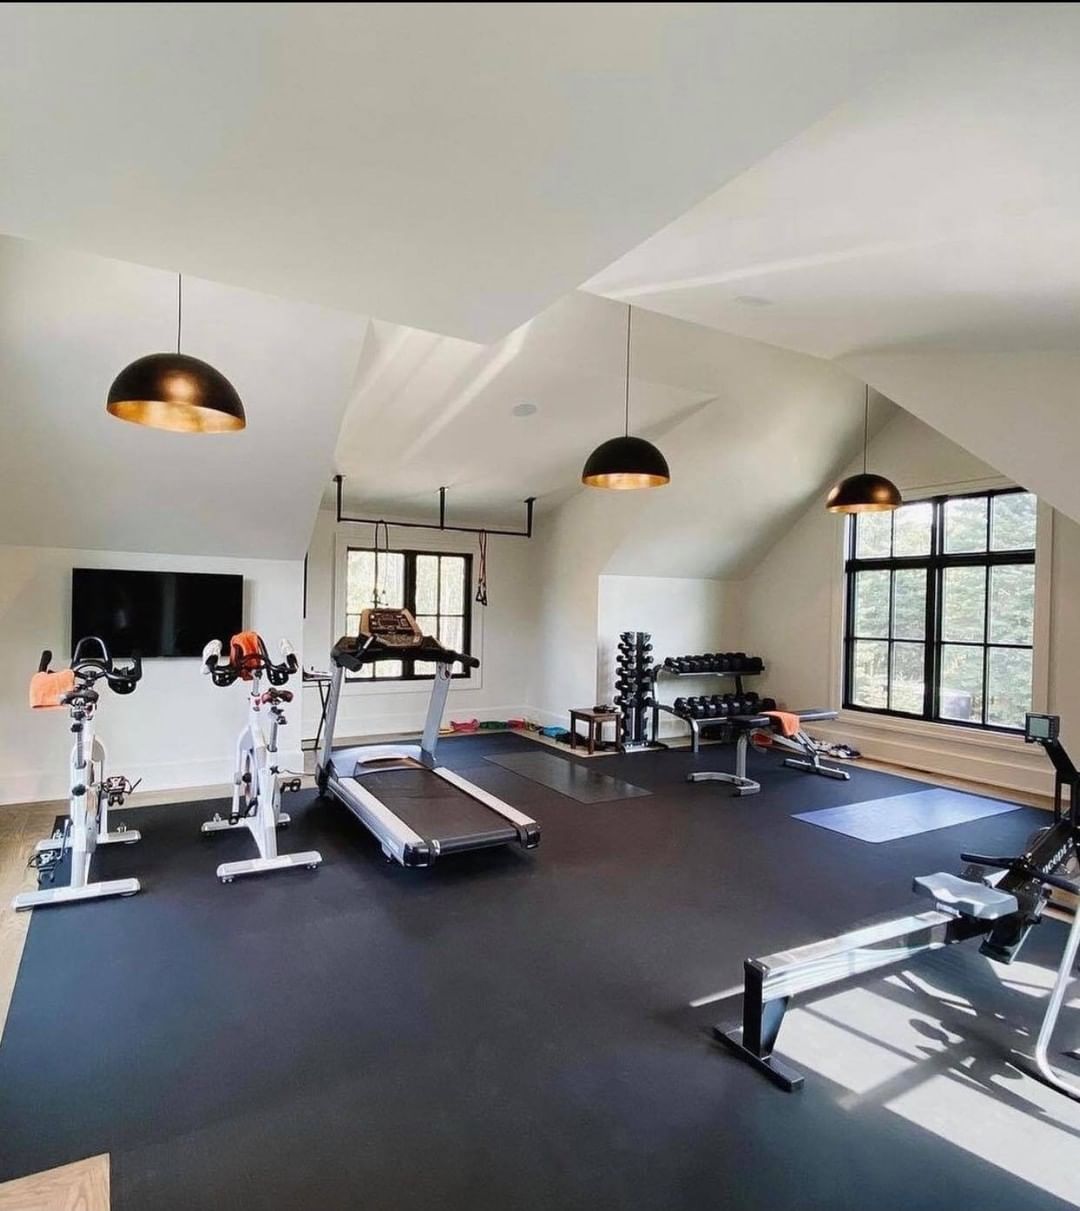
334,476 -> 536,539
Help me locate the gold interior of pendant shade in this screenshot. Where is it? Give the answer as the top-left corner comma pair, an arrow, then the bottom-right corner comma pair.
106,274 -> 246,433
582,470 -> 670,489
828,499 -> 897,514
107,398 -> 246,433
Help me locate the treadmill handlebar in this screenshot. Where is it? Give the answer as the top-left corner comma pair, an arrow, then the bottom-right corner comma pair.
331,635 -> 480,672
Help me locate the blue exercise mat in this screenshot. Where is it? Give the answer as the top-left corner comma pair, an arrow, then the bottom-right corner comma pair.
793,787 -> 1021,843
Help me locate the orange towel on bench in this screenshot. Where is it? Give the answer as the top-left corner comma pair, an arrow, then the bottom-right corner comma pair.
230,631 -> 264,680
29,669 -> 75,709
762,710 -> 801,738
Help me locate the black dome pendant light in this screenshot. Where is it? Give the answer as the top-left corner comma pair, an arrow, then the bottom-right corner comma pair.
582,305 -> 670,489
825,383 -> 901,514
106,274 -> 246,433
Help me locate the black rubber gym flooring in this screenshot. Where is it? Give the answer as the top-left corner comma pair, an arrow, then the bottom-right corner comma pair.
1,733 -> 1077,1210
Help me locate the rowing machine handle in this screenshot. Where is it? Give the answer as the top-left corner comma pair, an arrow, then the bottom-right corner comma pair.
960,852 -> 1013,869
962,852 -> 1079,896
38,650 -> 52,674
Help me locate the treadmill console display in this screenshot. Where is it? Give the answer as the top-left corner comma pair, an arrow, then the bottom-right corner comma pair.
359,608 -> 424,649
1025,713 -> 1060,744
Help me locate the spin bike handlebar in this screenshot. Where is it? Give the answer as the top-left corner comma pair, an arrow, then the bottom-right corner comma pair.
40,638 -> 143,697
961,851 -> 1079,896
202,636 -> 298,687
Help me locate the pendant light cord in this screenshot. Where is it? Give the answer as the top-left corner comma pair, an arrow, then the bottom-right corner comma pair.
177,273 -> 182,355
624,305 -> 632,438
863,384 -> 869,475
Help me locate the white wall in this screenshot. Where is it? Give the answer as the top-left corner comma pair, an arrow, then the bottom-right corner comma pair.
597,575 -> 740,736
0,545 -> 304,805
738,409 -> 1080,797
302,510 -> 540,739
529,330 -> 867,728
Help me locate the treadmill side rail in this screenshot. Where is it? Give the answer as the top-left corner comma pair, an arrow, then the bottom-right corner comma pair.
336,777 -> 434,866
433,766 -> 541,847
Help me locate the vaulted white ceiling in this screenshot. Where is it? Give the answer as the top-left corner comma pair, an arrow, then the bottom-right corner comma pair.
0,237 -> 366,558
331,290 -> 886,564
0,2 -> 973,344
334,293 -> 711,527
585,4 -> 1080,523
586,6 -> 1080,359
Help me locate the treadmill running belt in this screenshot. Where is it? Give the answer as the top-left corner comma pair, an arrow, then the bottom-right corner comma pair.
484,751 -> 651,803
358,767 -> 518,849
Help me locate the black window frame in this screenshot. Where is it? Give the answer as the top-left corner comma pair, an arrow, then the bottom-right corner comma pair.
344,546 -> 473,682
842,487 -> 1037,733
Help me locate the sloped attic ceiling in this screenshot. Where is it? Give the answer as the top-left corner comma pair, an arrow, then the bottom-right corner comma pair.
0,3 -> 974,343
585,5 -> 1080,523
0,236 -> 367,558
333,291 -> 889,578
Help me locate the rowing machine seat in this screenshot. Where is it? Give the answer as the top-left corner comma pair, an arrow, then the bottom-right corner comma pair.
913,872 -> 1018,920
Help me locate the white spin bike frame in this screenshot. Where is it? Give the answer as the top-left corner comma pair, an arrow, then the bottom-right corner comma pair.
14,666 -> 141,910
202,637 -> 322,883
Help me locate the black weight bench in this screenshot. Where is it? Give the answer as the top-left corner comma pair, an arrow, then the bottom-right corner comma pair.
687,708 -> 848,796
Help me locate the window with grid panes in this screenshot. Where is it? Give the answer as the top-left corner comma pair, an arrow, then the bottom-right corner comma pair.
344,548 -> 472,680
843,490 -> 1037,730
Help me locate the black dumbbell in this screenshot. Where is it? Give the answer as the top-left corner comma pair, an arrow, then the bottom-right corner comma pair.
672,697 -> 687,715
761,697 -> 777,712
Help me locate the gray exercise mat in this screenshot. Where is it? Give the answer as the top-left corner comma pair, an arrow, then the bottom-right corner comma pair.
793,787 -> 1021,843
485,751 -> 651,803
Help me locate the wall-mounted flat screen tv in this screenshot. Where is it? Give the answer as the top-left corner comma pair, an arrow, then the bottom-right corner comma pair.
71,569 -> 244,658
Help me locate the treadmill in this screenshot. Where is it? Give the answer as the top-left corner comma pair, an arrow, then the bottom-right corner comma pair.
315,608 -> 540,866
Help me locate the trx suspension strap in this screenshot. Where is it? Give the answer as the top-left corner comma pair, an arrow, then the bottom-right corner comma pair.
475,531 -> 489,607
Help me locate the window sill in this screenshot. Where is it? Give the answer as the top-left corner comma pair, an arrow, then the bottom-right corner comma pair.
835,710 -> 1028,753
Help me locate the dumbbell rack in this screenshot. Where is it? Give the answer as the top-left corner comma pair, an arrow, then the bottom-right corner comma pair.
613,631 -> 656,752
651,656 -> 766,753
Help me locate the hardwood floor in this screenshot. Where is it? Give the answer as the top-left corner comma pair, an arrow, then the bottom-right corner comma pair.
0,802 -> 62,1043
0,1154 -> 110,1211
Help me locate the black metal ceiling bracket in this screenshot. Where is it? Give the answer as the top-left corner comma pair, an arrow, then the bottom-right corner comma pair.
334,476 -> 536,539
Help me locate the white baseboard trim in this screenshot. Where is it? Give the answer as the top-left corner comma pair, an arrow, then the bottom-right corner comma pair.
811,719 -> 1056,800
0,749 -> 305,808
332,704 -> 535,737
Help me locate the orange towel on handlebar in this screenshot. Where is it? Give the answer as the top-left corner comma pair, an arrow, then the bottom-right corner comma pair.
29,669 -> 75,709
230,631 -> 264,680
762,710 -> 801,738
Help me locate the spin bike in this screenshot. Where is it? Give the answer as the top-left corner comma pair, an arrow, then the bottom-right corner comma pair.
14,638 -> 143,910
202,632 -> 322,883
715,712 -> 1080,1098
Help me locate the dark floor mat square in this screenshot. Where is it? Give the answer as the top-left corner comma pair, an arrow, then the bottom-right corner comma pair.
484,750 -> 651,803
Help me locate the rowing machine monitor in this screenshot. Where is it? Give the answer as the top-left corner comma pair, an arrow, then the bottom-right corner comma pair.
1025,712 -> 1060,743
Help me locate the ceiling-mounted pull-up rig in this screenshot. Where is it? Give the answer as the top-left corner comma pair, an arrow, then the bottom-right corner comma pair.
333,476 -> 536,539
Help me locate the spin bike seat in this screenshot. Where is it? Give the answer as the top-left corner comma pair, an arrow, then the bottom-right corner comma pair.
913,872 -> 1018,920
